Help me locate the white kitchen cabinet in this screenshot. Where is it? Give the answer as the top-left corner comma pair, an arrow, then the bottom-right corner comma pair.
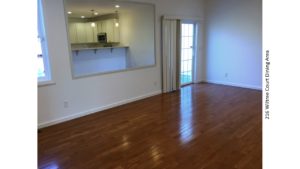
76,23 -> 87,43
68,22 -> 77,43
96,21 -> 103,33
113,20 -> 120,42
97,19 -> 114,42
85,22 -> 98,43
68,19 -> 120,44
92,23 -> 98,42
104,19 -> 114,42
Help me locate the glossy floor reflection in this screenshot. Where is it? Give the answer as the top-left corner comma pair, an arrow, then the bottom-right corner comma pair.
179,86 -> 193,144
39,83 -> 262,169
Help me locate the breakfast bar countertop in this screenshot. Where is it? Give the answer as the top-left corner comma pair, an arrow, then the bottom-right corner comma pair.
71,46 -> 129,51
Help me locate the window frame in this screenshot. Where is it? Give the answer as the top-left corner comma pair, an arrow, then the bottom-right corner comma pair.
38,0 -> 54,86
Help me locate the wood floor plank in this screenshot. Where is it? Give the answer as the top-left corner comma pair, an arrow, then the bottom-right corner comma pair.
38,83 -> 262,169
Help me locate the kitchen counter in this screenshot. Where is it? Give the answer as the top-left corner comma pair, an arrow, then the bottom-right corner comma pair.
72,45 -> 129,51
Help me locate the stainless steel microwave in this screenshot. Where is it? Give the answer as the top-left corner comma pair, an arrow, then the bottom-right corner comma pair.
97,33 -> 107,43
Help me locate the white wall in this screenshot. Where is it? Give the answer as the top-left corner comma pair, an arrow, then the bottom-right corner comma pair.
38,0 -> 204,128
119,4 -> 155,68
204,0 -> 262,89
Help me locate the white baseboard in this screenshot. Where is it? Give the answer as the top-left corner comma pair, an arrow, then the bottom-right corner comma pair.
204,80 -> 262,90
38,90 -> 162,129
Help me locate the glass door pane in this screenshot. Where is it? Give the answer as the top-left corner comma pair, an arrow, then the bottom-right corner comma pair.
180,23 -> 194,85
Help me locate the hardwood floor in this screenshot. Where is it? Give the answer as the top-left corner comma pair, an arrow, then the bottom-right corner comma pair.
38,83 -> 262,169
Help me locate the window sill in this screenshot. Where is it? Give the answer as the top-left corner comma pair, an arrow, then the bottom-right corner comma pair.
38,80 -> 56,87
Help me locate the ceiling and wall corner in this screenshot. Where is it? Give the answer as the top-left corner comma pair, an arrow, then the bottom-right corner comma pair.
38,0 -> 205,128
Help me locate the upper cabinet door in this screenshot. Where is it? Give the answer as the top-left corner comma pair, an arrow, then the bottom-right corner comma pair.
96,21 -> 103,33
76,23 -> 87,43
85,22 -> 98,43
102,19 -> 114,42
113,20 -> 120,42
108,19 -> 115,42
68,22 -> 78,43
101,20 -> 107,41
92,23 -> 98,42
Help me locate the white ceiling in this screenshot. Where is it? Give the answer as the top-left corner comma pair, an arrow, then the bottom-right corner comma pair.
65,0 -> 132,18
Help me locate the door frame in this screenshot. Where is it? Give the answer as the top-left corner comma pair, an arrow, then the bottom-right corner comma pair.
180,20 -> 198,86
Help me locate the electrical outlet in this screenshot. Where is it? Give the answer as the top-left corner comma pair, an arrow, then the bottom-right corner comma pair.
153,81 -> 157,86
64,101 -> 69,108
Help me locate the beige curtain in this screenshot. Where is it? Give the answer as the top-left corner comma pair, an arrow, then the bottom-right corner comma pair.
162,18 -> 181,93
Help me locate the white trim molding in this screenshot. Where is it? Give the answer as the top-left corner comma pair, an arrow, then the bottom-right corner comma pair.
204,80 -> 262,90
38,90 -> 162,128
38,80 -> 56,87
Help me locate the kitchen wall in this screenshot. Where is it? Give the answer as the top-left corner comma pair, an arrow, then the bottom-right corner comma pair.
72,48 -> 127,77
204,0 -> 262,89
119,4 -> 155,68
38,0 -> 204,128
